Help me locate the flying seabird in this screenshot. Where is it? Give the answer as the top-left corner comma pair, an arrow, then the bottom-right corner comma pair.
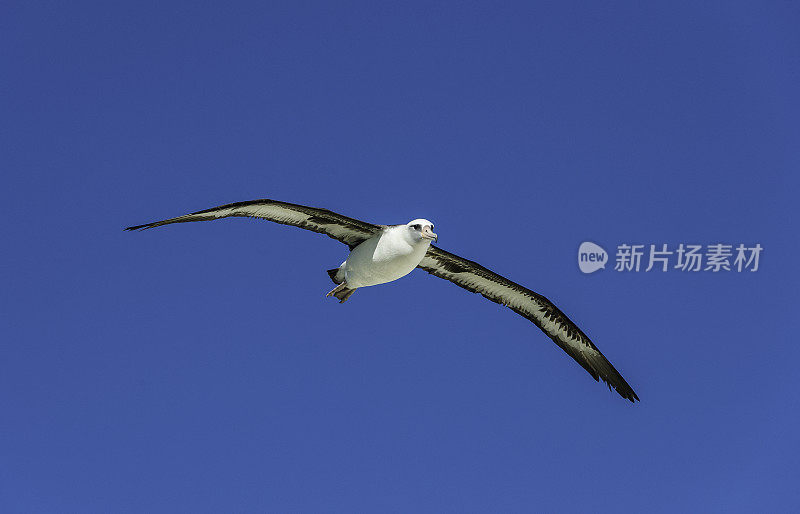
126,198 -> 639,402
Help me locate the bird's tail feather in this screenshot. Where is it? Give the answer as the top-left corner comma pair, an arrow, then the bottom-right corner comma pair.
327,268 -> 343,284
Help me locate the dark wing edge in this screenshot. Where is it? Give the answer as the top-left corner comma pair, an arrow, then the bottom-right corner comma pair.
418,245 -> 639,402
125,199 -> 384,249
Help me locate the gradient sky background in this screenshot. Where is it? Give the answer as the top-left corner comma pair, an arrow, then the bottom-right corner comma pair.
3,1 -> 799,512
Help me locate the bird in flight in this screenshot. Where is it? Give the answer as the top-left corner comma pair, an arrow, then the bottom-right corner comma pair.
126,198 -> 639,402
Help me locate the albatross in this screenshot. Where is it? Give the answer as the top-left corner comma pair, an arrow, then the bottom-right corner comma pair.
126,198 -> 639,402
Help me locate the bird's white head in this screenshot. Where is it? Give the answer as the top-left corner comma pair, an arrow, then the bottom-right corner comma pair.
406,218 -> 437,243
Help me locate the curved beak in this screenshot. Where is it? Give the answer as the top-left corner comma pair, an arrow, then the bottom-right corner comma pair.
422,226 -> 438,242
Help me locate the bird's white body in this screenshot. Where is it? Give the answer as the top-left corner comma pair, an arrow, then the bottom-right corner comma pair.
338,223 -> 433,287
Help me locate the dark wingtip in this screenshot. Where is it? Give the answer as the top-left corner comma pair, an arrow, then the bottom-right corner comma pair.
600,374 -> 639,403
618,385 -> 640,403
124,223 -> 151,231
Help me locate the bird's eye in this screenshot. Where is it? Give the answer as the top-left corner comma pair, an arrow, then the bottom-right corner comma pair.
412,224 -> 421,230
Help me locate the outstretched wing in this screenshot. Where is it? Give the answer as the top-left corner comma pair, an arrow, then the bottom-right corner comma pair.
418,245 -> 639,402
125,199 -> 384,249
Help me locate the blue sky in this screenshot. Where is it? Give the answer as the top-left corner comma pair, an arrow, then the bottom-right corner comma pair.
2,1 -> 798,512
